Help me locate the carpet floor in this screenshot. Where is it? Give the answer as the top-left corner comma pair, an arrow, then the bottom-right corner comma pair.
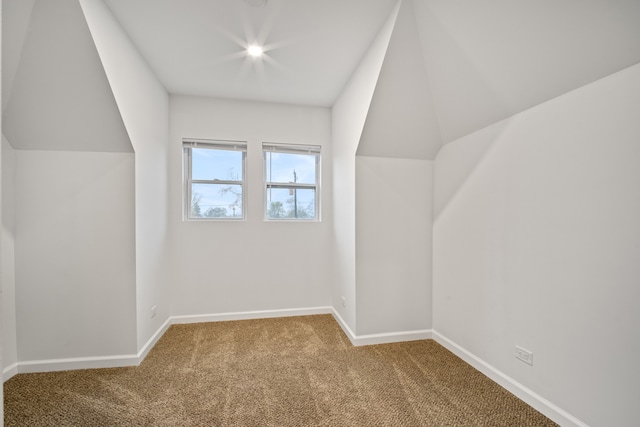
4,315 -> 557,426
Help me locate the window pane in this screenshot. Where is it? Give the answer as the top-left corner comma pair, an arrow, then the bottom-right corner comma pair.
192,148 -> 243,182
266,188 -> 316,219
265,152 -> 316,184
191,183 -> 243,218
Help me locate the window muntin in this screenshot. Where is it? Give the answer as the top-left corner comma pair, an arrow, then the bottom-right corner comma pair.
183,139 -> 247,220
263,143 -> 320,221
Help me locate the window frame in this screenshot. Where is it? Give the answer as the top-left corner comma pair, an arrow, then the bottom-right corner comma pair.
263,142 -> 321,221
183,138 -> 247,221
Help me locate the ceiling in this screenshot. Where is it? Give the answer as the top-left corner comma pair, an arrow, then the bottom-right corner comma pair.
2,0 -> 132,152
103,0 -> 398,107
3,0 -> 640,154
412,0 -> 640,142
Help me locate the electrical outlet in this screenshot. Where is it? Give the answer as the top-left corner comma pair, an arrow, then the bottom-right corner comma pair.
515,345 -> 533,366
151,305 -> 158,318
341,296 -> 346,307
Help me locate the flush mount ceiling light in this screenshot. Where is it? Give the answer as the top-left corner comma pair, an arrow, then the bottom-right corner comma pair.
247,44 -> 264,58
244,0 -> 268,7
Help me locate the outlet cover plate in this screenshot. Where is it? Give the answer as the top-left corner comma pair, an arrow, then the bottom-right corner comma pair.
515,345 -> 533,366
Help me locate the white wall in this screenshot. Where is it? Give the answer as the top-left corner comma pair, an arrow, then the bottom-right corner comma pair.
357,0 -> 441,160
412,0 -> 640,144
331,2 -> 399,333
14,150 -> 137,361
433,63 -> 640,426
355,156 -> 432,335
80,0 -> 171,350
169,96 -> 332,316
1,136 -> 17,374
1,5 -> 4,422
2,0 -> 132,153
1,0 -> 35,112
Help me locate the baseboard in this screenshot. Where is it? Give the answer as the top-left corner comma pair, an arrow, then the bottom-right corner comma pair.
432,330 -> 588,427
3,307 -> 431,380
171,306 -> 333,324
7,319 -> 172,378
15,353 -> 140,375
3,307 -> 333,379
331,308 -> 357,344
352,328 -> 432,346
137,317 -> 172,362
3,362 -> 19,382
2,311 -> 587,426
331,308 -> 432,347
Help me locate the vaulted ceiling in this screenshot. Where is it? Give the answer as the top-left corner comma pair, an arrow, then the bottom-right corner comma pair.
3,0 -> 640,156
412,0 -> 640,143
103,0 -> 398,107
2,0 -> 132,152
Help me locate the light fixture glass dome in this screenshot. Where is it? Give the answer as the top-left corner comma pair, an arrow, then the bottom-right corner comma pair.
247,45 -> 264,58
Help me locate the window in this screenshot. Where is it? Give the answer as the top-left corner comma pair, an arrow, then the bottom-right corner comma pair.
263,142 -> 321,220
183,139 -> 247,220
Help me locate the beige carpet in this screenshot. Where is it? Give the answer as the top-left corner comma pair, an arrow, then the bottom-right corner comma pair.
4,315 -> 557,426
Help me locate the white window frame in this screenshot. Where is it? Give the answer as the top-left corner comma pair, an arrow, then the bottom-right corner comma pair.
263,142 -> 321,221
183,138 -> 247,221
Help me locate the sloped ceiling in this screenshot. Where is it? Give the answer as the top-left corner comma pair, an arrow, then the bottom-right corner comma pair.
3,0 -> 640,154
1,0 -> 36,112
357,0 -> 442,160
97,0 -> 640,155
2,0 -> 132,152
103,0 -> 398,107
413,0 -> 640,144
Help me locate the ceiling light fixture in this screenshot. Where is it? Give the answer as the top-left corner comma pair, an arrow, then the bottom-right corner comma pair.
247,44 -> 264,58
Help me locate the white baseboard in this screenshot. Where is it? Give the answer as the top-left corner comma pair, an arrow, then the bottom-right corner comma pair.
6,320 -> 173,379
15,353 -> 139,376
432,330 -> 587,427
137,317 -> 172,362
4,307 -> 333,380
3,307 -> 433,382
3,362 -> 19,382
353,329 -> 432,346
331,308 -> 432,346
171,306 -> 333,324
3,309 -> 585,427
331,308 -> 357,343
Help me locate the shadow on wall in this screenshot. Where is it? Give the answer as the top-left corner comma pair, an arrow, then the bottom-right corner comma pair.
434,118 -> 515,222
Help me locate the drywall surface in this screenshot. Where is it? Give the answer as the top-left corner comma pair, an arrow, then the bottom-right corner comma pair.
331,1 -> 399,333
2,0 -> 132,153
80,0 -> 171,350
1,8 -> 4,422
355,156 -> 432,335
1,0 -> 35,112
14,150 -> 137,361
413,0 -> 640,143
357,0 -> 441,160
1,137 -> 17,372
169,96 -> 332,316
433,63 -> 640,426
